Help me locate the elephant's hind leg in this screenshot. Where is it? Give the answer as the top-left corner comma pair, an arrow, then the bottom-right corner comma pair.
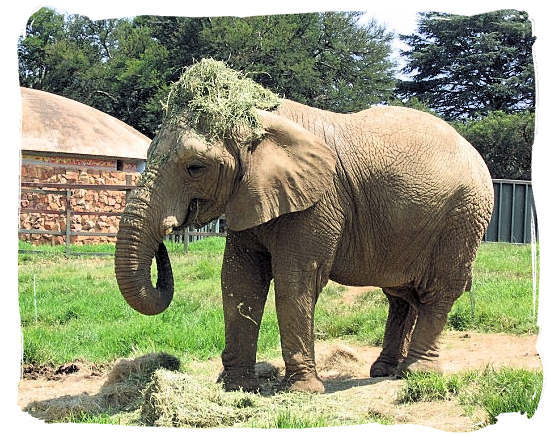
395,295 -> 456,375
396,209 -> 485,376
370,288 -> 418,377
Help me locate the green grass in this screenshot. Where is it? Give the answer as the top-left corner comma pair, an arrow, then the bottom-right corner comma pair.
449,243 -> 538,334
19,238 -> 230,364
18,238 -> 208,258
273,409 -> 331,428
18,240 -> 538,365
315,286 -> 388,346
399,367 -> 543,424
315,242 -> 538,347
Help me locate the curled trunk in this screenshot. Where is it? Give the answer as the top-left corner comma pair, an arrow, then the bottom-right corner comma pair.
115,212 -> 174,316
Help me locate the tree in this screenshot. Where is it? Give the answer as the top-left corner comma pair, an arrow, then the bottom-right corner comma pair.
453,111 -> 534,180
19,9 -> 396,135
397,10 -> 535,120
18,8 -> 100,95
87,21 -> 171,136
18,8 -> 171,137
137,12 -> 397,113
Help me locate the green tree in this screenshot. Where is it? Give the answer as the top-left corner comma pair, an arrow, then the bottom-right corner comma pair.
397,10 -> 535,120
19,10 -> 396,135
86,21 -> 171,136
453,111 -> 534,180
18,8 -> 100,95
138,12 -> 396,113
18,8 -> 171,137
18,8 -> 65,88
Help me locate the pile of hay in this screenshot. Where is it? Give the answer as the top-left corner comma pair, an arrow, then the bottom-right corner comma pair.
24,353 -> 180,422
141,369 -> 261,427
139,361 -> 348,428
163,58 -> 280,143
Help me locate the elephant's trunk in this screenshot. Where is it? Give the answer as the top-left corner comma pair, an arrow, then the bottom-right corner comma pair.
114,174 -> 175,316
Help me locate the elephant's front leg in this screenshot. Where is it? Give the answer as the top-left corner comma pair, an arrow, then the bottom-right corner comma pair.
218,233 -> 272,392
274,265 -> 326,393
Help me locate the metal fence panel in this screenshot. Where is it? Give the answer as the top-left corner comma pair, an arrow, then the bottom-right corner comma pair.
484,179 -> 537,243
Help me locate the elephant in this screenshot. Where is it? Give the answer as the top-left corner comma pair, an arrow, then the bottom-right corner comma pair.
115,65 -> 494,394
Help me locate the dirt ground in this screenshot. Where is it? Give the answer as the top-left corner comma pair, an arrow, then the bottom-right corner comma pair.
18,286 -> 542,431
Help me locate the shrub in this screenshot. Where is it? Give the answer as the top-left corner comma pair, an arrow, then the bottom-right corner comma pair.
453,111 -> 534,180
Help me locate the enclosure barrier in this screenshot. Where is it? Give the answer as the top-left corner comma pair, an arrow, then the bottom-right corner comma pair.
18,180 -> 226,256
483,179 -> 537,243
18,179 -> 536,256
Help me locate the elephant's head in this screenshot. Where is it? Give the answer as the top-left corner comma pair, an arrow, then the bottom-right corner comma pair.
115,62 -> 336,315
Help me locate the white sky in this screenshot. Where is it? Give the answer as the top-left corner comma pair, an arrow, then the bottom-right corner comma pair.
2,1 -> 550,435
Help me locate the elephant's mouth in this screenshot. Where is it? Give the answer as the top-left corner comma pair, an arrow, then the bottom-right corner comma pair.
176,198 -> 202,231
182,198 -> 216,229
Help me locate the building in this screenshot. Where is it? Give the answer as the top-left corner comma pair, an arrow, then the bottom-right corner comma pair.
19,87 -> 150,245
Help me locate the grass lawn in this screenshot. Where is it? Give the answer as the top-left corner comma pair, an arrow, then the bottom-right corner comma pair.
400,368 -> 543,424
18,239 -> 538,365
17,239 -> 541,427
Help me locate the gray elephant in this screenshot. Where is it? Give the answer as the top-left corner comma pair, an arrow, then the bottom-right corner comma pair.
115,59 -> 494,394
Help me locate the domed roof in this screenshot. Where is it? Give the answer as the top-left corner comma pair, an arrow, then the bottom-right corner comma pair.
21,87 -> 150,160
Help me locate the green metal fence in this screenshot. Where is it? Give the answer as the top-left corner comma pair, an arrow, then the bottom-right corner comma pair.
484,179 -> 537,243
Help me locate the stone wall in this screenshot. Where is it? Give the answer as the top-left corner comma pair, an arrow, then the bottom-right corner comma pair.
20,155 -> 141,245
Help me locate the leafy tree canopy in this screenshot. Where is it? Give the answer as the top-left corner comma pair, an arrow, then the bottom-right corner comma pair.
453,111 -> 534,180
19,9 -> 396,136
397,10 -> 535,120
18,8 -> 536,181
137,12 -> 396,113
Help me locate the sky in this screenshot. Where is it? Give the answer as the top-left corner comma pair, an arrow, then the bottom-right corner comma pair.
2,1 -> 550,434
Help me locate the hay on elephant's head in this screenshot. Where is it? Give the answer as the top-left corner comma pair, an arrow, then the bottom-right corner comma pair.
164,58 -> 280,143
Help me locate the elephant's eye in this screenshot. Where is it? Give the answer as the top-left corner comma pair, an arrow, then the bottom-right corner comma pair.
187,163 -> 206,178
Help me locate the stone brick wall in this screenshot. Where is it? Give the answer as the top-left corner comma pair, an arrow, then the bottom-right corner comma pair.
20,155 -> 142,245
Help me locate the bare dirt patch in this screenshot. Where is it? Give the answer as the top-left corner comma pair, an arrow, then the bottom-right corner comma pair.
341,286 -> 380,305
18,361 -> 107,411
18,332 -> 541,430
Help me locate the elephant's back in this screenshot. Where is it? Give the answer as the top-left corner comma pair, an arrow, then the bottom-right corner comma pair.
352,105 -> 492,191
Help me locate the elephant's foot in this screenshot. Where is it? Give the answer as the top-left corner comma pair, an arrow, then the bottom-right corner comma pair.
394,356 -> 442,378
369,358 -> 399,377
217,369 -> 259,392
284,372 -> 325,393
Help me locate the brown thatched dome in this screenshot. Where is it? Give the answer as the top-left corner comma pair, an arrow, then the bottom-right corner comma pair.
20,87 -> 150,159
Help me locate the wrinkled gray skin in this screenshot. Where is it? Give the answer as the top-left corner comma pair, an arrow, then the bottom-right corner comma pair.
115,100 -> 494,393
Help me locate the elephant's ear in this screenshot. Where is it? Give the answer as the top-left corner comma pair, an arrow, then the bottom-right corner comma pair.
225,110 -> 336,231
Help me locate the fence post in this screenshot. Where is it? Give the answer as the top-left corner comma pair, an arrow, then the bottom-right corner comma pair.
65,188 -> 71,256
125,174 -> 132,204
184,227 -> 189,253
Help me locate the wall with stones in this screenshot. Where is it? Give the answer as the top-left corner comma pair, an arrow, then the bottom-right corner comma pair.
19,154 -> 142,245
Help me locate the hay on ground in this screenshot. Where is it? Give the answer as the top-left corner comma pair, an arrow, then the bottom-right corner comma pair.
104,352 -> 180,386
316,344 -> 363,379
24,353 -> 180,422
141,369 -> 260,427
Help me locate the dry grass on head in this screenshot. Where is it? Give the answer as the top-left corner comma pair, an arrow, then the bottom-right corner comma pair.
163,58 -> 280,143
